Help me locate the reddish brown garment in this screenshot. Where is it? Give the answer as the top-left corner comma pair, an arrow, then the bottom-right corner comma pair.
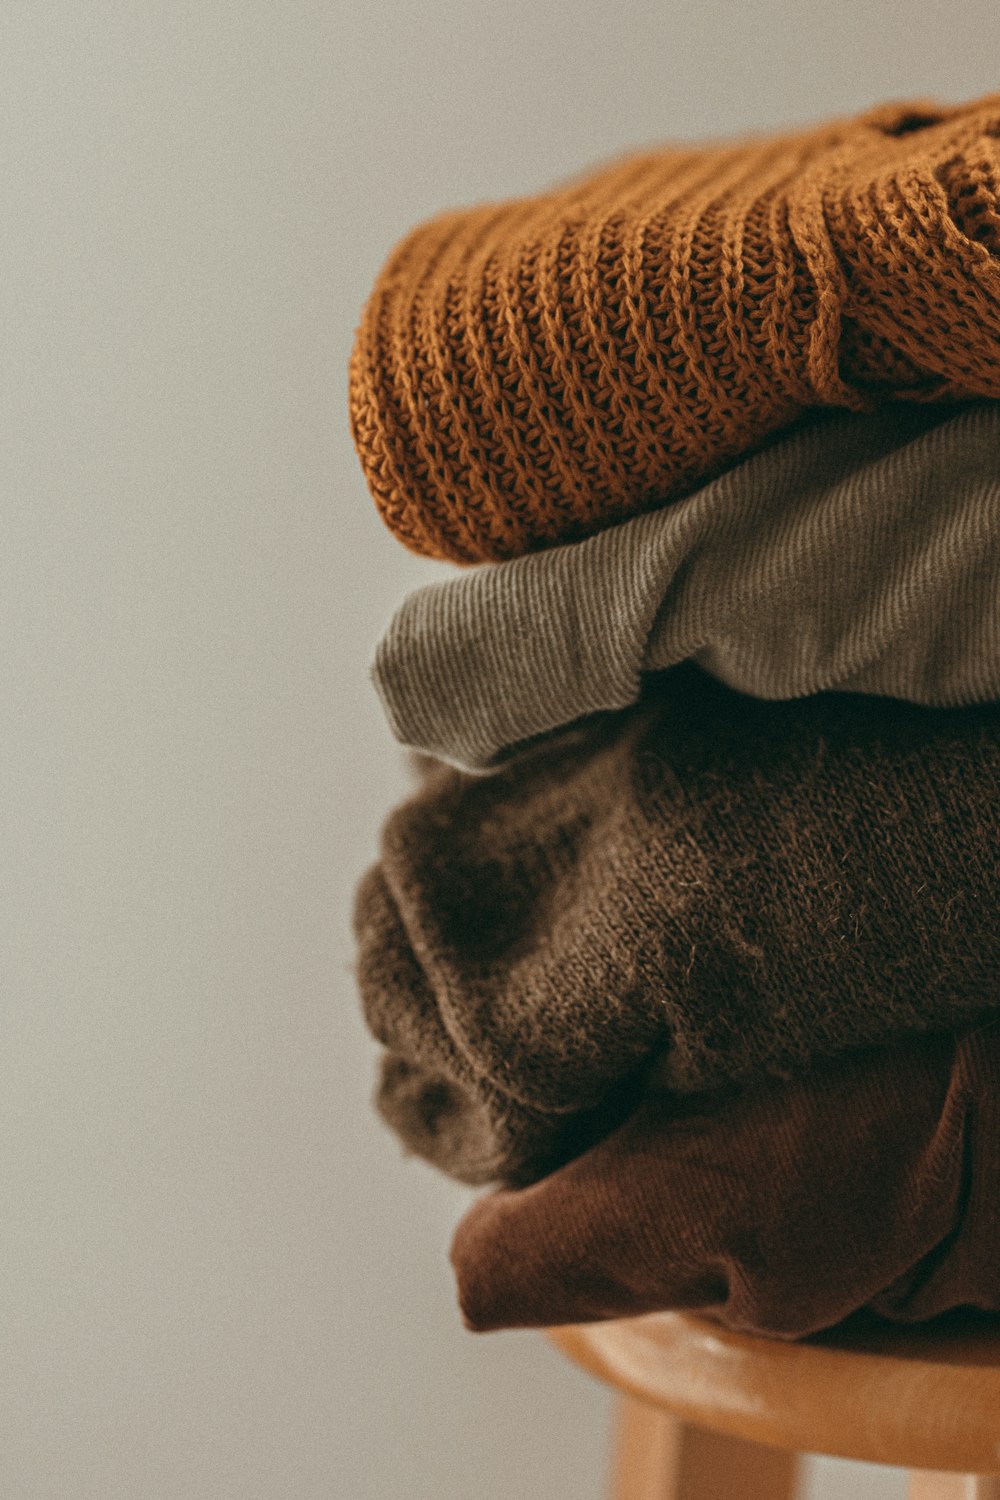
350,96 -> 1000,562
451,1026 -> 1000,1338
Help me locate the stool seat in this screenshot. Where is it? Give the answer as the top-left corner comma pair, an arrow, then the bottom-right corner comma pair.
549,1310 -> 1000,1475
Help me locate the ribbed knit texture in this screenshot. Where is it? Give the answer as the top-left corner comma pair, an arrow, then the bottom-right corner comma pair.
373,401 -> 1000,772
353,667 -> 1000,1185
451,1026 -> 1000,1338
349,95 -> 1000,562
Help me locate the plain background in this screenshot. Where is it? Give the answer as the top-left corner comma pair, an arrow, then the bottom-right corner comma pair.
3,4 -> 998,1496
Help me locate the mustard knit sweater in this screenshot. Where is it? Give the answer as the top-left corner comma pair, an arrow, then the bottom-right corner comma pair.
349,96 -> 1000,562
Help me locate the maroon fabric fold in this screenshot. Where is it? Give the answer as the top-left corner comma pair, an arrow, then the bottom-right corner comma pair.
451,1026 -> 1000,1338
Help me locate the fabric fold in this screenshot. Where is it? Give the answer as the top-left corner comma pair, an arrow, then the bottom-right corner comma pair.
372,401 -> 1000,773
350,95 -> 1000,561
450,1025 -> 1000,1338
354,667 -> 1000,1185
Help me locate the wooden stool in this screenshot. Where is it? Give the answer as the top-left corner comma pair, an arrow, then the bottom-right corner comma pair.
548,1310 -> 1000,1498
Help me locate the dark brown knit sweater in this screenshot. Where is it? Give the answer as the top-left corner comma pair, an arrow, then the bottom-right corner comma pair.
354,667 -> 1000,1185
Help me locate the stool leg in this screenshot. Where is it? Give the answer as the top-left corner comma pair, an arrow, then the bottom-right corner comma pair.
610,1394 -> 801,1500
909,1476 -> 1000,1499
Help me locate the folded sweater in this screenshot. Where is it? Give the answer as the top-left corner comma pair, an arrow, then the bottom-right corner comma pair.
354,667 -> 1000,1185
373,401 -> 1000,773
451,1025 -> 1000,1338
349,95 -> 1000,562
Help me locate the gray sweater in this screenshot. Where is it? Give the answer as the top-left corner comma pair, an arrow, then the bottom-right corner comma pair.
372,403 -> 1000,772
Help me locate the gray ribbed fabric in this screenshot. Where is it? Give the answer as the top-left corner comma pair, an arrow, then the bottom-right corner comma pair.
372,402 -> 1000,773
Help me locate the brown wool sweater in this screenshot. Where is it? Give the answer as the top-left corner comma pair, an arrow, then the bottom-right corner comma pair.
451,1025 -> 1000,1338
353,667 -> 1000,1185
349,95 -> 1000,562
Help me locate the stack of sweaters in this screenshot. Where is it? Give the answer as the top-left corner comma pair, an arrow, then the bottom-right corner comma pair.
349,94 -> 1000,1340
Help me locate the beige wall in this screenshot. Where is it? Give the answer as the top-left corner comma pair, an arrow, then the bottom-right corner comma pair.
3,3 -> 996,1495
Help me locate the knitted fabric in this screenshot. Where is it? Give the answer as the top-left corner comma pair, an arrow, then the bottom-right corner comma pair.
353,667 -> 1000,1185
349,95 -> 1000,562
372,401 -> 1000,772
451,1025 -> 1000,1338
